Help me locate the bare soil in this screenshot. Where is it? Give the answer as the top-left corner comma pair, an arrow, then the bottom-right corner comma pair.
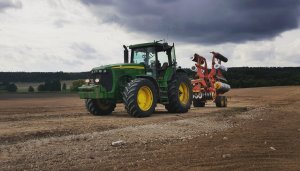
0,86 -> 299,171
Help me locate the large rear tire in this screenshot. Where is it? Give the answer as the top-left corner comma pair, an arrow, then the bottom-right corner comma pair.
85,99 -> 116,115
123,78 -> 157,117
165,73 -> 193,113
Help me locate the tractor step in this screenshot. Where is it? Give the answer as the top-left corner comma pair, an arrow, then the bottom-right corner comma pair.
159,87 -> 168,104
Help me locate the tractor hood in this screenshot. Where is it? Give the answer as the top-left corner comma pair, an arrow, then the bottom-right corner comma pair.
91,63 -> 145,72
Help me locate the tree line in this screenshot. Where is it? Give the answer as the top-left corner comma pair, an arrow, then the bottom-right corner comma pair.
0,71 -> 89,83
225,67 -> 300,88
0,80 -> 83,93
0,82 -> 18,92
183,67 -> 300,88
0,67 -> 299,90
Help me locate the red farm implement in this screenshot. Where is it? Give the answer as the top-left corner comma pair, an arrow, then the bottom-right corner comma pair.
191,52 -> 230,107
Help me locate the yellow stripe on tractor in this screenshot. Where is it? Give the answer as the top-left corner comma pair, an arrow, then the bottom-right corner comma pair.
112,66 -> 145,69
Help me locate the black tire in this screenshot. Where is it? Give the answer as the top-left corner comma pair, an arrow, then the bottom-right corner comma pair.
193,99 -> 206,107
215,96 -> 222,107
215,96 -> 227,107
123,78 -> 157,117
224,96 -> 228,107
165,73 -> 193,113
85,99 -> 116,115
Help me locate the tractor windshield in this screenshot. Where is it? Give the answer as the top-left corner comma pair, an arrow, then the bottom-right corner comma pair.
131,47 -> 155,67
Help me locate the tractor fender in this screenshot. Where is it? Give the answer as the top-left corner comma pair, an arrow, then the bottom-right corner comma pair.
136,75 -> 160,97
119,75 -> 133,84
169,68 -> 188,81
176,68 -> 187,75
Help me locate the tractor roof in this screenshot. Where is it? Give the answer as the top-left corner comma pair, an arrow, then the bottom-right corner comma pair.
129,41 -> 172,50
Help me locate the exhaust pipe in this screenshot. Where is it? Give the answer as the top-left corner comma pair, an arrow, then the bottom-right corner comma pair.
123,45 -> 128,63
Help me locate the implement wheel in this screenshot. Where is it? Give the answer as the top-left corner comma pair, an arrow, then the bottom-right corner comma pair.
85,99 -> 116,115
123,78 -> 157,117
215,96 -> 227,107
193,99 -> 206,107
165,73 -> 193,113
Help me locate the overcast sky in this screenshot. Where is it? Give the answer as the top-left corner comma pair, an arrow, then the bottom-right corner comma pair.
0,0 -> 299,72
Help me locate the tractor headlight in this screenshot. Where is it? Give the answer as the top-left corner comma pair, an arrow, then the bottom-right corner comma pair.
95,78 -> 100,83
85,79 -> 90,83
103,69 -> 106,73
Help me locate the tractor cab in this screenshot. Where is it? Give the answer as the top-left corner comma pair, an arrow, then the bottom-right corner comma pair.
125,41 -> 176,79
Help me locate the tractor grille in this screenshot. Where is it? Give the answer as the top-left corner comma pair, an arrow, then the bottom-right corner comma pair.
92,70 -> 113,91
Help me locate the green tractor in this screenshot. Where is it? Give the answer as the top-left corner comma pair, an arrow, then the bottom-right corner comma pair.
79,41 -> 193,117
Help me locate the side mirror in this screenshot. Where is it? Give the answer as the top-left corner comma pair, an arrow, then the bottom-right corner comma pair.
172,60 -> 177,66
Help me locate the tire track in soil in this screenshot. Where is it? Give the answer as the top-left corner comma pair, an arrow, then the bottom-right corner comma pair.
0,112 -> 88,122
0,125 -> 119,146
0,107 -> 247,146
0,106 -> 267,171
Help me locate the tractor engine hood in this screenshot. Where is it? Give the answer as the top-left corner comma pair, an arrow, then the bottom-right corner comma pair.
91,63 -> 145,73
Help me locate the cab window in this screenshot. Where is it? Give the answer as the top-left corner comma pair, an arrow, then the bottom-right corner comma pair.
132,47 -> 155,67
157,51 -> 169,65
171,46 -> 176,65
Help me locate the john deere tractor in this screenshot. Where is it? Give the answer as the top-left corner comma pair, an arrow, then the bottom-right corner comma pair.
79,41 -> 192,117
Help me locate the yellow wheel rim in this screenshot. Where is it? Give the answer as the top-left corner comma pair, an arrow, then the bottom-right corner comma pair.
179,82 -> 189,105
137,86 -> 153,111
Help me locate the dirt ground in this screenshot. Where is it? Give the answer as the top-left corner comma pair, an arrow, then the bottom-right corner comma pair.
0,86 -> 299,171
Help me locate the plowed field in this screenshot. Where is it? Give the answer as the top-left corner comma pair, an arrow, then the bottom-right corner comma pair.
0,86 -> 299,170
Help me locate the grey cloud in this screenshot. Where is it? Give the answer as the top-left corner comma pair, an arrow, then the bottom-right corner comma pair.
61,59 -> 84,66
71,42 -> 100,60
71,43 -> 96,54
81,0 -> 300,44
81,0 -> 113,6
0,0 -> 22,11
54,19 -> 70,28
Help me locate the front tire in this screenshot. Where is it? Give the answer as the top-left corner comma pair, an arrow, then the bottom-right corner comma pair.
165,73 -> 193,113
85,99 -> 116,115
123,78 -> 157,117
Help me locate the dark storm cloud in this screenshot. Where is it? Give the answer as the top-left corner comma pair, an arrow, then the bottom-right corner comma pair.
0,0 -> 22,12
81,0 -> 300,44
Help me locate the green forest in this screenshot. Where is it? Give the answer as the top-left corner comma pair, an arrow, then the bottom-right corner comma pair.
225,67 -> 300,88
0,71 -> 89,83
184,67 -> 300,88
0,67 -> 299,92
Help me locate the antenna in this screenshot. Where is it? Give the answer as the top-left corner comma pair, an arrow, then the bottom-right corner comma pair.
166,26 -> 170,42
